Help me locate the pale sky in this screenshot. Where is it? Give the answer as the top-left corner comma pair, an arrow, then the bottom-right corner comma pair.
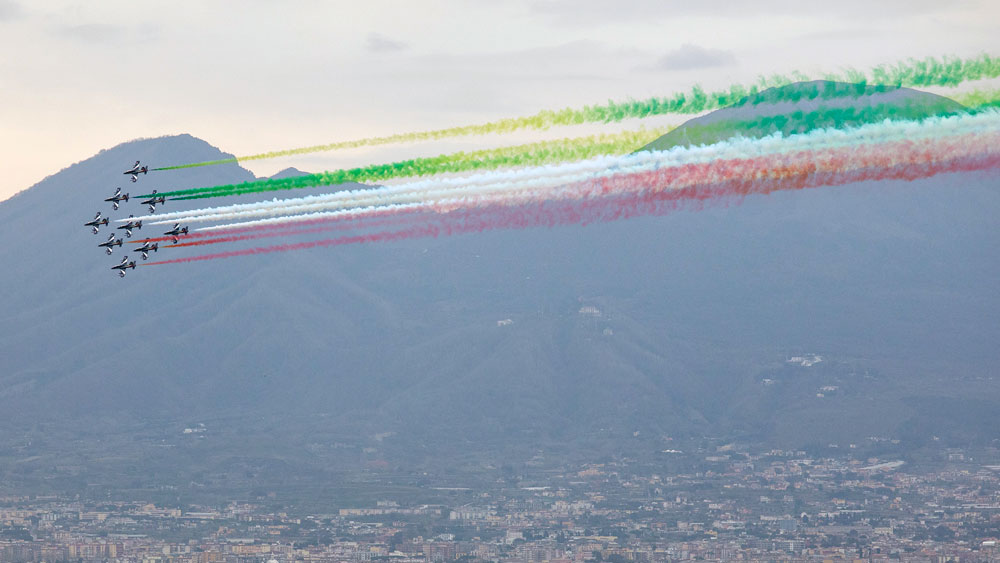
2,0 -> 998,201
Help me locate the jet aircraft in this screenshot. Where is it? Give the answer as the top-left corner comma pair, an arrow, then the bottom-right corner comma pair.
116,215 -> 143,238
124,161 -> 149,182
84,212 -> 109,234
104,187 -> 129,210
140,190 -> 166,213
164,223 -> 189,243
134,239 -> 159,260
98,233 -> 123,255
111,256 -> 136,278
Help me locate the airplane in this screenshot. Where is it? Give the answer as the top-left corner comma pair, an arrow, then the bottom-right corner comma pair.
84,212 -> 109,234
140,190 -> 166,213
123,161 -> 149,182
104,187 -> 129,210
116,215 -> 142,238
98,233 -> 123,255
111,256 -> 136,278
134,239 -> 158,260
163,223 -> 189,243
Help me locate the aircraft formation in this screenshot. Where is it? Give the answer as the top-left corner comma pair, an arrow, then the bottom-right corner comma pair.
83,161 -> 186,277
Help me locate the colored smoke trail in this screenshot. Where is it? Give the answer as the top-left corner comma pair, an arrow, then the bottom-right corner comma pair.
149,129 -> 1000,232
143,142 -> 1000,267
150,54 -> 1000,171
137,110 -> 1000,228
147,97 -> 999,203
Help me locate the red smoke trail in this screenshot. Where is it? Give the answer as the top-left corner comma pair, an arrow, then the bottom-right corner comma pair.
419,150 -> 998,239
544,133 -> 990,206
143,141 -> 1000,267
143,224 -> 444,266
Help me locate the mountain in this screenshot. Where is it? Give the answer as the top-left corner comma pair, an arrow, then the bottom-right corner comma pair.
0,90 -> 997,500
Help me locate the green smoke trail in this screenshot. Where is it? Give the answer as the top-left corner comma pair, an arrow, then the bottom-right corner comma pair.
640,95 -> 981,152
951,88 -> 1000,108
159,129 -> 672,200
151,54 -> 1000,171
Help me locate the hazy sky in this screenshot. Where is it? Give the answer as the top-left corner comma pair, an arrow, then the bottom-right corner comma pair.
2,0 -> 997,201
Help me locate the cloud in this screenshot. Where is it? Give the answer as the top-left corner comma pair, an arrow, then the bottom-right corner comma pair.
656,44 -> 735,71
53,21 -> 162,44
366,32 -> 408,53
343,39 -> 645,116
530,0 -> 674,23
0,0 -> 23,21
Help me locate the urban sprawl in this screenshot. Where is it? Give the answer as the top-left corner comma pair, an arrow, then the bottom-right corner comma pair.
2,444 -> 999,562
